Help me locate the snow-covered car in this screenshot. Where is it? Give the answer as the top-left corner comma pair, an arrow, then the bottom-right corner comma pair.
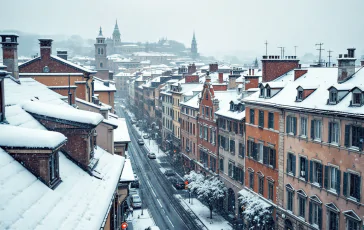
164,169 -> 176,177
169,177 -> 185,190
147,153 -> 156,159
129,188 -> 138,196
131,194 -> 142,208
143,134 -> 149,139
131,119 -> 137,124
137,139 -> 144,145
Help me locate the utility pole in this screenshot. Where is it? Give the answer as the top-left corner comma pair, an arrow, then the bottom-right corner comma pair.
316,43 -> 324,66
328,50 -> 333,67
278,47 -> 285,58
264,40 -> 268,56
294,46 -> 298,57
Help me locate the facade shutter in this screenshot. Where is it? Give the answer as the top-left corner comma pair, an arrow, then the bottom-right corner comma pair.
292,155 -> 296,176
324,165 -> 329,189
318,206 -> 322,229
318,163 -> 323,186
253,142 -> 258,160
344,125 -> 350,147
343,172 -> 348,197
311,120 -> 315,139
328,122 -> 332,143
263,146 -> 268,165
309,160 -> 313,182
286,156 -> 289,174
359,128 -> 363,151
242,144 -> 245,158
305,159 -> 309,181
286,116 -> 290,133
336,170 -> 341,196
308,202 -> 312,223
272,149 -> 276,169
247,140 -> 251,157
293,117 -> 297,135
356,176 -> 361,202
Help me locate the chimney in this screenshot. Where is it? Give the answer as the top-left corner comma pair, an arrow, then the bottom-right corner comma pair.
100,107 -> 109,119
294,69 -> 308,81
262,55 -> 299,82
188,63 -> 196,74
252,69 -> 255,76
218,72 -> 223,83
361,60 -> 364,67
56,50 -> 67,60
0,34 -> 19,79
248,69 -> 251,75
39,39 -> 53,60
209,63 -> 218,72
337,48 -> 356,83
228,72 -> 240,89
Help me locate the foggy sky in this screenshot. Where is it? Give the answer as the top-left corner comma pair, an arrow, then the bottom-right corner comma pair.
1,0 -> 364,58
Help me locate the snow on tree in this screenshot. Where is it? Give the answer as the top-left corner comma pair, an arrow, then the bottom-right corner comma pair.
238,189 -> 274,230
184,171 -> 227,219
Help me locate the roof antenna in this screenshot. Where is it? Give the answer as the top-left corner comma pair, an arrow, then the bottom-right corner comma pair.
327,50 -> 333,67
316,43 -> 324,67
264,40 -> 268,56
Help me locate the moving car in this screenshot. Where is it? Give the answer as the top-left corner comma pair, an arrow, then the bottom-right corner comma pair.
170,177 -> 185,190
147,153 -> 156,159
164,169 -> 176,177
131,194 -> 142,208
137,139 -> 144,145
131,119 -> 137,124
143,134 -> 149,139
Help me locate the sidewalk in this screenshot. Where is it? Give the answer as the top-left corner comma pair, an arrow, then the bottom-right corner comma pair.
175,194 -> 232,230
126,208 -> 155,230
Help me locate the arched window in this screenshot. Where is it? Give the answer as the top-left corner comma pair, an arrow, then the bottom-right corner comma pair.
100,62 -> 103,68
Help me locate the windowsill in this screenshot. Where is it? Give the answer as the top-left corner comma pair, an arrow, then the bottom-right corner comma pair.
347,196 -> 360,204
238,155 -> 244,159
313,138 -> 322,142
287,132 -> 295,136
311,182 -> 321,189
327,189 -> 338,196
348,146 -> 360,152
311,224 -> 319,229
300,135 -> 307,139
298,177 -> 306,182
329,142 -> 339,146
287,172 -> 295,177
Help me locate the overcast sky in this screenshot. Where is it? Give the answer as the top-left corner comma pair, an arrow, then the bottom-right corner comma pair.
1,0 -> 364,58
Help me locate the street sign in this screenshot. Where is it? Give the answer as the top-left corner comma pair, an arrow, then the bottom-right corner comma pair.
121,222 -> 128,229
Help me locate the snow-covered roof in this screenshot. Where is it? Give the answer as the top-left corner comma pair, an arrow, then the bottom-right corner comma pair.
0,147 -> 124,229
23,101 -> 104,126
0,125 -> 66,149
94,77 -> 116,92
214,90 -> 239,112
119,159 -> 135,182
133,52 -> 175,57
51,55 -> 97,74
5,105 -> 46,130
244,67 -> 364,117
180,93 -> 200,109
113,118 -> 131,142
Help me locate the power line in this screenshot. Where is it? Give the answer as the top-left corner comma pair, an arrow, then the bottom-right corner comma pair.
316,43 -> 324,67
278,47 -> 285,58
264,40 -> 268,56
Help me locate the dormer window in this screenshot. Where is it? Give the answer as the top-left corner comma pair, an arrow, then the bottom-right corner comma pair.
353,92 -> 362,106
297,89 -> 303,101
329,89 -> 338,104
260,87 -> 264,97
266,87 -> 271,98
230,101 -> 234,111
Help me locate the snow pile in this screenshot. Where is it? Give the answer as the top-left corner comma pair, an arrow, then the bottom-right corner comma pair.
0,147 -> 124,229
119,159 -> 135,182
114,118 -> 131,142
0,124 -> 66,148
5,105 -> 46,130
238,189 -> 274,229
23,101 -> 104,126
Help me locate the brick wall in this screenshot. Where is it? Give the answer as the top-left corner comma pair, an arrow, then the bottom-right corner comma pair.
262,60 -> 299,82
245,76 -> 259,90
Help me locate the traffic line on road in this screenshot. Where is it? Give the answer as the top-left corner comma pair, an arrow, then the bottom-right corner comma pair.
166,215 -> 174,228
157,199 -> 163,208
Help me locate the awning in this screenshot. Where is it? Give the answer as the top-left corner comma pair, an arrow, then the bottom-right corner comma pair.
119,159 -> 135,182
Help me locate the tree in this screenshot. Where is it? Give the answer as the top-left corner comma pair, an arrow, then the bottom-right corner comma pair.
184,171 -> 226,219
238,190 -> 274,230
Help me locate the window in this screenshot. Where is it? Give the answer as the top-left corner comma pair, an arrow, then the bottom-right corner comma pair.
353,92 -> 362,105
287,153 -> 296,176
324,166 -> 340,193
311,120 -> 322,140
309,202 -> 322,227
247,140 -> 254,158
343,172 -> 361,201
236,167 -> 244,184
100,62 -> 103,68
329,90 -> 338,103
258,110 -> 264,127
346,217 -> 360,230
229,140 -> 235,154
249,172 -> 254,189
233,122 -> 238,134
286,116 -> 297,135
268,112 -> 274,129
211,130 -> 215,144
328,210 -> 339,230
257,143 -> 263,162
266,88 -> 271,98
49,153 -> 56,181
209,128 -> 212,143
239,123 -> 243,135
297,89 -> 303,101
199,124 -> 203,138
287,190 -> 293,212
345,125 -> 363,150
202,107 -> 205,116
250,109 -> 255,124
205,92 -> 208,100
219,158 -> 224,172
205,106 -> 209,117
300,117 -> 307,137
204,126 -> 208,140
298,196 -> 305,218
228,161 -> 234,178
210,108 -> 213,118
260,87 -> 264,97
258,176 -> 264,195
299,157 -> 308,181
268,181 -> 274,201
210,157 -> 216,172
227,120 -> 231,132
310,161 -> 323,186
238,143 -> 245,158
328,122 -> 340,144
267,147 -> 276,168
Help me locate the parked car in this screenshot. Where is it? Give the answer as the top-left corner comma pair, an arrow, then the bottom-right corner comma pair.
131,119 -> 137,124
170,177 -> 185,190
137,139 -> 144,145
143,134 -> 149,139
131,194 -> 142,208
129,188 -> 139,196
164,169 -> 176,177
145,226 -> 160,230
147,153 -> 156,159
131,175 -> 139,188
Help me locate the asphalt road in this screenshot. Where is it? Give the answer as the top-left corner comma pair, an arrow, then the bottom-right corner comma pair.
115,101 -> 190,230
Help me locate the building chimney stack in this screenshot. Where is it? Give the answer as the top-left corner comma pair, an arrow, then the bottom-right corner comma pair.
39,39 -> 53,60
337,48 -> 356,83
261,55 -> 299,82
0,34 -> 19,79
252,69 -> 255,76
361,60 -> 364,67
57,50 -> 67,60
218,72 -> 223,83
248,69 -> 251,75
209,63 -> 218,72
188,63 -> 196,74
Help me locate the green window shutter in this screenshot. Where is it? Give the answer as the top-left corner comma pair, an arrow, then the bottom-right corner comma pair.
286,116 -> 290,133
343,172 -> 348,197
272,149 -> 276,169
293,117 -> 297,135
355,175 -> 361,202
263,146 -> 268,165
344,125 -> 350,147
309,160 -> 313,182
318,206 -> 322,230
292,155 -> 296,176
308,202 -> 312,223
286,155 -> 290,174
318,163 -> 323,186
305,159 -> 309,181
253,142 -> 258,160
324,165 -> 329,189
328,122 -> 332,143
336,170 -> 341,196
311,120 -> 315,139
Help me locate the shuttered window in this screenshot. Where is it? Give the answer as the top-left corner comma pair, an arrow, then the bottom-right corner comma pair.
258,110 -> 264,127
268,112 -> 274,129
286,153 -> 296,176
250,109 -> 255,124
286,116 -> 297,135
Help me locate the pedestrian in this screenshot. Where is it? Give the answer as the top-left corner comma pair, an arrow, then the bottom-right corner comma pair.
129,207 -> 134,217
